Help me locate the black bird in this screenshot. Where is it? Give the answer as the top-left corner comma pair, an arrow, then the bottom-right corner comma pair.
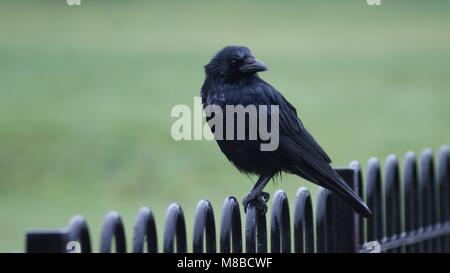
201,45 -> 372,217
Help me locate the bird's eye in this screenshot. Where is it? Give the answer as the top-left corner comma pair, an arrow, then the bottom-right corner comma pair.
230,60 -> 237,65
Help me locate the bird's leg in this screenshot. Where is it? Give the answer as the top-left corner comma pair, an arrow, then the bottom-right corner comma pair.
243,174 -> 274,214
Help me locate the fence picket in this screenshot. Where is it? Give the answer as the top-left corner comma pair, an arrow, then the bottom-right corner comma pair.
163,203 -> 187,253
438,146 -> 450,253
193,200 -> 216,253
384,155 -> 402,252
294,187 -> 314,253
270,190 -> 291,253
366,158 -> 384,244
132,207 -> 157,253
404,152 -> 420,252
220,197 -> 242,253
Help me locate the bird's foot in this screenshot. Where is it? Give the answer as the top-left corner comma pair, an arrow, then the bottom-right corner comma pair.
242,191 -> 270,215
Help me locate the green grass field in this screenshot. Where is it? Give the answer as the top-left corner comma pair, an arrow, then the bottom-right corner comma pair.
1,0 -> 449,252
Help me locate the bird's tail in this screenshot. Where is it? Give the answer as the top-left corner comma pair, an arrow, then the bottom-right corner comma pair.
294,165 -> 372,217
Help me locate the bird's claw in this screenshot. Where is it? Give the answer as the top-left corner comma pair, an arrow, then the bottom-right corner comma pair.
242,191 -> 270,215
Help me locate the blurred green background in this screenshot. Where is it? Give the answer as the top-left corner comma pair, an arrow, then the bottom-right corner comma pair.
1,0 -> 449,252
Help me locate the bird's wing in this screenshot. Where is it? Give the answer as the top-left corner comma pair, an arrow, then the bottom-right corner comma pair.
259,81 -> 331,163
257,80 -> 371,216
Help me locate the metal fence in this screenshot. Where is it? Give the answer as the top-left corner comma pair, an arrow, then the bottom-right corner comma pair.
26,146 -> 450,253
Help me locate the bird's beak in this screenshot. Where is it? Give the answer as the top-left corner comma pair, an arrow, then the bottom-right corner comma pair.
239,59 -> 268,73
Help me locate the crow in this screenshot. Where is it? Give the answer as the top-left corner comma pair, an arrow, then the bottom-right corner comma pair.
201,45 -> 372,217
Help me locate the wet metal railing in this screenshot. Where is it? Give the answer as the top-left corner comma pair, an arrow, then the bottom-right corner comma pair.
26,146 -> 450,253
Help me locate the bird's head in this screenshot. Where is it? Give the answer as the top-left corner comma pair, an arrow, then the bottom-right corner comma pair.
204,45 -> 267,80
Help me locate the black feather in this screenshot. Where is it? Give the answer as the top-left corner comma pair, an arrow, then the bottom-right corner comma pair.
201,46 -> 372,217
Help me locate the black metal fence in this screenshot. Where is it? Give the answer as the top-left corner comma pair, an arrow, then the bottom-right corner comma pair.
26,146 -> 450,253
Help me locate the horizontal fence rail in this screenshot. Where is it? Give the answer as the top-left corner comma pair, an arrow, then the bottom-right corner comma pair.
26,146 -> 450,253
